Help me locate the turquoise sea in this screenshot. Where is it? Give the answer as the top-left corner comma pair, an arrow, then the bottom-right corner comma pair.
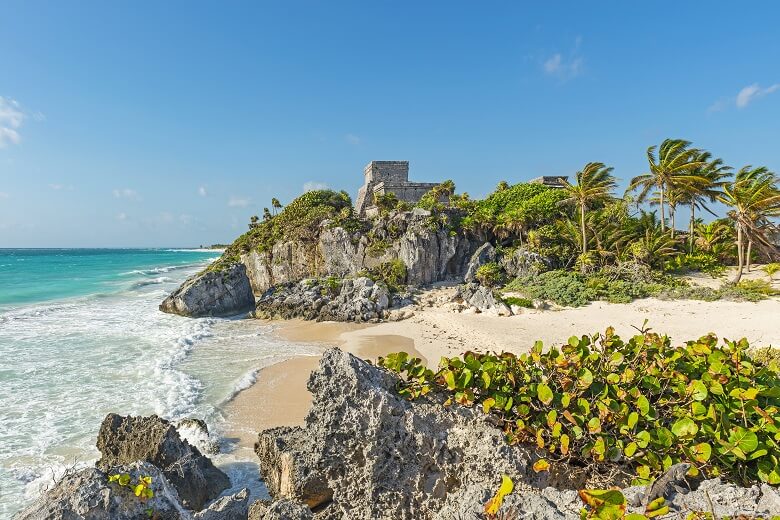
0,249 -> 319,516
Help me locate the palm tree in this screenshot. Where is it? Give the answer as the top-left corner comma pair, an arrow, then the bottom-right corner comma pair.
271,198 -> 282,216
694,220 -> 732,253
560,162 -> 617,259
629,139 -> 707,234
717,165 -> 780,283
675,153 -> 731,251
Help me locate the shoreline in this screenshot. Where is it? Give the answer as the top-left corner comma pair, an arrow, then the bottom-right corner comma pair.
221,288 -> 780,455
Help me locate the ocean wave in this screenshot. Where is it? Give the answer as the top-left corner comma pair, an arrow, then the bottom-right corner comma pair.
132,276 -> 174,288
152,319 -> 215,420
222,368 -> 259,404
120,263 -> 204,276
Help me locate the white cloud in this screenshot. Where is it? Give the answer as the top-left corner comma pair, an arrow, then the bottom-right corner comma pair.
228,196 -> 250,207
198,186 -> 207,197
303,181 -> 328,192
345,133 -> 361,145
0,191 -> 9,199
0,97 -> 25,148
542,38 -> 584,80
49,183 -> 74,191
736,83 -> 780,108
179,214 -> 193,225
113,188 -> 139,199
116,212 -> 128,221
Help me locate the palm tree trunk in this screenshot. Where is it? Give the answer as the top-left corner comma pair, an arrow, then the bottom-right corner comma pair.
746,240 -> 753,272
670,205 -> 676,238
689,204 -> 695,253
660,186 -> 666,232
733,224 -> 744,284
580,203 -> 587,256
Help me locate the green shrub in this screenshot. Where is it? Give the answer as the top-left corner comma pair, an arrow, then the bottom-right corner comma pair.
720,280 -> 780,302
665,252 -> 726,277
763,263 -> 780,281
500,296 -> 534,308
506,270 -> 593,307
366,239 -> 390,258
379,329 -> 780,485
476,262 -> 506,287
209,190 -> 358,272
361,259 -> 407,292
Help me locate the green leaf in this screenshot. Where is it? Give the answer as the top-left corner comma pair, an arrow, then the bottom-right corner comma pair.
588,417 -> 601,433
482,397 -> 495,414
729,426 -> 759,454
537,383 -> 554,406
624,441 -> 638,457
689,380 -> 708,401
637,395 -> 650,416
671,418 -> 698,439
691,442 -> 712,463
578,368 -> 594,389
443,370 -> 456,390
627,411 -> 638,430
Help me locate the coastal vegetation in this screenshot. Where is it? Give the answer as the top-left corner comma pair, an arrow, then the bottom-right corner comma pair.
379,327 -> 780,487
208,189 -> 360,272
201,136 -> 778,313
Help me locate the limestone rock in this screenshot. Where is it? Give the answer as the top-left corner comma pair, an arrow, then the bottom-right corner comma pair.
453,283 -> 512,316
160,263 -> 255,318
499,247 -> 550,278
262,499 -> 314,520
255,426 -> 332,509
239,213 -> 480,295
463,242 -> 496,282
96,414 -> 231,511
255,348 -> 549,519
254,277 -> 391,323
14,462 -> 188,520
194,488 -> 250,520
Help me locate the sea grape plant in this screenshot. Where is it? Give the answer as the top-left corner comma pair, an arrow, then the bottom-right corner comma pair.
378,328 -> 780,485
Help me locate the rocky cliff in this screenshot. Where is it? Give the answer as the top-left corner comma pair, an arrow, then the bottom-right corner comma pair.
161,208 -> 482,318
241,211 -> 479,295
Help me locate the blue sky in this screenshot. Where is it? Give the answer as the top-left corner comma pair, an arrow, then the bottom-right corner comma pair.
2,1 -> 780,247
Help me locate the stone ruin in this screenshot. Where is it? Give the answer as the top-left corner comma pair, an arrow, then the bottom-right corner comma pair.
355,161 -> 440,217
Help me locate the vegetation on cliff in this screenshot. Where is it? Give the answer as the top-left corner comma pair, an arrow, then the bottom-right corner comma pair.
380,327 -> 780,486
209,189 -> 360,272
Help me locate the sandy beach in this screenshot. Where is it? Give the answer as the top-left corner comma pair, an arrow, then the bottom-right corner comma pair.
224,273 -> 780,451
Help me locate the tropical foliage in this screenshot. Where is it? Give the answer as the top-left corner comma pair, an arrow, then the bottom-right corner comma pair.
379,328 -> 780,486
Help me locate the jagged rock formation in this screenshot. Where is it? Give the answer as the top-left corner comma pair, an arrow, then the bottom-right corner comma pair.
463,242 -> 496,282
194,489 -> 250,520
14,461 -> 189,520
254,277 -> 394,323
499,247 -> 550,278
241,212 -> 479,295
160,263 -> 255,318
255,348 -> 554,519
452,282 -> 513,316
96,414 -> 231,511
255,348 -> 780,520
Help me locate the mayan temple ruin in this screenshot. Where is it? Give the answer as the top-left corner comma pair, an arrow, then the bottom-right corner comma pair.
355,161 -> 440,216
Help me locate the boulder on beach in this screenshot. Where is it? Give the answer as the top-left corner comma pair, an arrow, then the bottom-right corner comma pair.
96,413 -> 231,511
159,263 -> 255,318
254,276 -> 391,323
14,461 -> 187,520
